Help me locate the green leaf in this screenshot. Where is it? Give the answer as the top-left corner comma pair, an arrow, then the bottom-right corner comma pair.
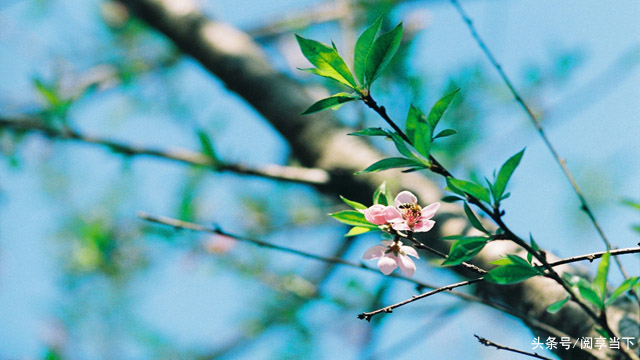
493,149 -> 525,202
354,16 -> 383,86
301,93 -> 358,114
463,202 -> 490,235
621,198 -> 640,211
593,251 -> 610,302
547,296 -> 570,314
339,195 -> 367,210
441,195 -> 464,203
577,282 -> 604,310
433,129 -> 458,140
506,254 -> 533,267
426,88 -> 460,129
527,234 -> 539,264
356,157 -> 424,174
404,106 -> 432,158
34,78 -> 62,107
197,130 -> 219,164
442,237 -> 488,266
348,127 -> 390,137
484,264 -> 541,284
606,277 -> 640,306
390,132 -> 415,159
373,181 -> 393,206
345,226 -> 375,237
296,35 -> 357,88
364,23 -> 403,87
447,178 -> 491,204
329,210 -> 378,227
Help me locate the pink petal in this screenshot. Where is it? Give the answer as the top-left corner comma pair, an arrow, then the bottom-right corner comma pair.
383,206 -> 402,222
377,255 -> 398,275
364,204 -> 388,225
420,202 -> 441,219
402,245 -> 419,259
390,222 -> 411,231
397,254 -> 416,277
362,245 -> 386,260
381,240 -> 395,247
395,191 -> 417,207
412,219 -> 435,232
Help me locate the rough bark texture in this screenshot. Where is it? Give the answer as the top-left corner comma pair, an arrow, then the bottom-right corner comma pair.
117,0 -> 639,358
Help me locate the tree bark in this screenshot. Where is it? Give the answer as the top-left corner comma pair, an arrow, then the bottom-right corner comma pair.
116,0 -> 639,358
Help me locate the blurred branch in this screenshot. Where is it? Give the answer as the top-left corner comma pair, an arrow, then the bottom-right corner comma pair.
0,116 -> 330,185
138,211 -> 586,350
474,335 -> 553,360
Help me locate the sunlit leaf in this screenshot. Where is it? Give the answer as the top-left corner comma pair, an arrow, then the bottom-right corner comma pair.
296,35 -> 357,88
339,195 -> 367,210
547,296 -> 570,314
442,237 -> 488,266
493,149 -> 525,203
373,181 -> 393,206
364,23 -> 403,87
593,251 -> 610,302
348,127 -> 390,137
356,157 -> 424,174
354,16 -> 383,86
484,263 -> 541,284
606,277 -> 639,306
577,282 -> 604,310
301,93 -> 358,114
426,88 -> 460,128
329,210 -> 377,227
447,178 -> 491,204
345,226 -> 375,237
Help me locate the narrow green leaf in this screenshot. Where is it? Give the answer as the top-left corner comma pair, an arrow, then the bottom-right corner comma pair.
527,234 -> 539,264
578,282 -> 604,310
484,264 -> 541,284
447,178 -> 491,204
356,157 -> 424,174
296,35 -> 357,88
390,132 -> 414,159
441,195 -> 464,203
354,16 -> 383,86
621,198 -> 640,211
196,130 -> 219,162
606,277 -> 640,305
364,23 -> 403,87
34,78 -> 61,107
426,88 -> 460,129
373,181 -> 393,206
329,210 -> 377,227
301,93 -> 358,114
547,296 -> 570,314
405,105 -> 426,143
413,122 -> 432,159
593,251 -> 610,302
432,129 -> 458,140
463,202 -> 490,235
345,226 -> 375,237
348,127 -> 389,137
442,237 -> 488,266
339,195 -> 367,210
506,254 -> 532,267
493,149 -> 525,202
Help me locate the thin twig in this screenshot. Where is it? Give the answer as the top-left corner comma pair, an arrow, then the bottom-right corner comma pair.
0,116 -> 330,185
138,212 -> 585,352
448,0 -> 634,291
474,335 -> 553,360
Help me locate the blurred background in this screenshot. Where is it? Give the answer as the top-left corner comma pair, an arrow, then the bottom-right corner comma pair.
0,0 -> 639,359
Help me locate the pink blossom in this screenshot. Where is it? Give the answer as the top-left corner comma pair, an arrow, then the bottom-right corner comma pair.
362,240 -> 419,277
363,204 -> 403,226
387,191 -> 440,233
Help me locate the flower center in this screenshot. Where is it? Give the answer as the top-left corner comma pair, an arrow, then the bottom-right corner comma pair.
398,203 -> 422,224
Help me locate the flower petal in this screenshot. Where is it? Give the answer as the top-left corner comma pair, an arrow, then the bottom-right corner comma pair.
413,219 -> 435,232
397,254 -> 416,277
390,222 -> 411,231
421,202 -> 441,219
383,206 -> 402,222
402,245 -> 419,259
364,204 -> 388,225
362,245 -> 386,260
377,254 -> 398,275
395,191 -> 417,207
381,240 -> 395,247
